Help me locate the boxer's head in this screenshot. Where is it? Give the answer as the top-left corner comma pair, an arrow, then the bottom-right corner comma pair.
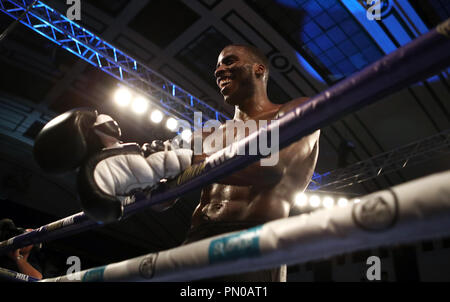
215,45 -> 269,105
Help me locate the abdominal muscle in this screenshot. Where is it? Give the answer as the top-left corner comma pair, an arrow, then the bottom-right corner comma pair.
189,106 -> 314,229
190,182 -> 291,228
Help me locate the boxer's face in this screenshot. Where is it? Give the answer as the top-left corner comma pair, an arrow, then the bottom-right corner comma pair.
215,46 -> 255,105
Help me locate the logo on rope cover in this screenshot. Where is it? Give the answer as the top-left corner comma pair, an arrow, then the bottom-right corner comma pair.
176,162 -> 207,185
437,18 -> 450,38
15,272 -> 29,282
82,266 -> 105,282
352,190 -> 398,231
45,220 -> 64,232
139,253 -> 158,279
208,226 -> 262,264
62,216 -> 75,227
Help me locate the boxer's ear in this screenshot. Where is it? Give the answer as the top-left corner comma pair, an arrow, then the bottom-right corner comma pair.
254,63 -> 265,78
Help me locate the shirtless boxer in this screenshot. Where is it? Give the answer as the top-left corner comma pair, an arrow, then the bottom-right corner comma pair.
33,45 -> 319,282
152,45 -> 320,281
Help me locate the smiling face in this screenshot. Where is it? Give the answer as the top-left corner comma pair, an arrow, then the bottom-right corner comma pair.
214,46 -> 261,105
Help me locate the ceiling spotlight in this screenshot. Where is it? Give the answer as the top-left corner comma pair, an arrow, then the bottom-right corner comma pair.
353,198 -> 361,204
150,110 -> 163,123
295,192 -> 308,207
181,129 -> 192,141
131,96 -> 149,114
309,195 -> 321,208
114,87 -> 132,107
338,198 -> 349,207
323,196 -> 334,209
166,117 -> 178,131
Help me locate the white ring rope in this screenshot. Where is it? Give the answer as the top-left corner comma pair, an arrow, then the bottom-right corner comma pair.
41,170 -> 450,282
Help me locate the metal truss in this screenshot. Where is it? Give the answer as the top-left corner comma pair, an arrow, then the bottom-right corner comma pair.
0,0 -> 229,125
309,129 -> 450,190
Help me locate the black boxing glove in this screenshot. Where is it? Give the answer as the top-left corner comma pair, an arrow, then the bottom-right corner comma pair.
33,108 -> 121,174
77,142 -> 193,223
0,219 -> 24,242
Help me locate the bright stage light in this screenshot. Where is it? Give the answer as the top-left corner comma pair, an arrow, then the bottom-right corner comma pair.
114,87 -> 132,107
338,198 -> 349,207
323,196 -> 334,209
309,195 -> 321,208
131,96 -> 149,114
150,110 -> 163,123
166,117 -> 178,131
295,192 -> 308,207
181,129 -> 192,141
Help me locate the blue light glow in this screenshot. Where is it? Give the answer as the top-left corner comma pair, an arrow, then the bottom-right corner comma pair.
383,15 -> 411,46
296,52 -> 325,83
270,0 -> 389,81
307,171 -> 331,191
341,0 -> 396,54
394,0 -> 428,34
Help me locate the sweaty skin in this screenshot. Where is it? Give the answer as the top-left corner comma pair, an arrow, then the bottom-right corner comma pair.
191,100 -> 319,227
153,45 -> 320,230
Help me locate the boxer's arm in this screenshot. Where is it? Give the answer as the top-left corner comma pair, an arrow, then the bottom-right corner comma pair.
212,97 -> 316,187
8,247 -> 42,280
15,254 -> 43,280
152,103 -> 319,206
214,131 -> 319,186
149,131 -> 203,212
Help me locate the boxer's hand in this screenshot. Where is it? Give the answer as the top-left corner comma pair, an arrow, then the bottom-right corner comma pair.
33,108 -> 122,174
141,138 -> 183,157
77,143 -> 193,223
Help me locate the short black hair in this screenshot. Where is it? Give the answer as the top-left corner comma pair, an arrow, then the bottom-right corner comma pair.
224,44 -> 270,75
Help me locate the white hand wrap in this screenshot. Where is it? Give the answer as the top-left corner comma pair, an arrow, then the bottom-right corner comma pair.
78,143 -> 193,223
94,148 -> 193,196
145,148 -> 194,179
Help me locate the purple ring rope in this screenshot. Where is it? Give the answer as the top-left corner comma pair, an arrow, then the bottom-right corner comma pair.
1,18 -> 449,254
0,267 -> 39,282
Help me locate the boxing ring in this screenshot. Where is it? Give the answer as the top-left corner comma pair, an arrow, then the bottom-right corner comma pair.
0,18 -> 449,282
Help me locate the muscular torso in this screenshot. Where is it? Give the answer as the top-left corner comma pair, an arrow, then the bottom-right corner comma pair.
190,99 -> 319,228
